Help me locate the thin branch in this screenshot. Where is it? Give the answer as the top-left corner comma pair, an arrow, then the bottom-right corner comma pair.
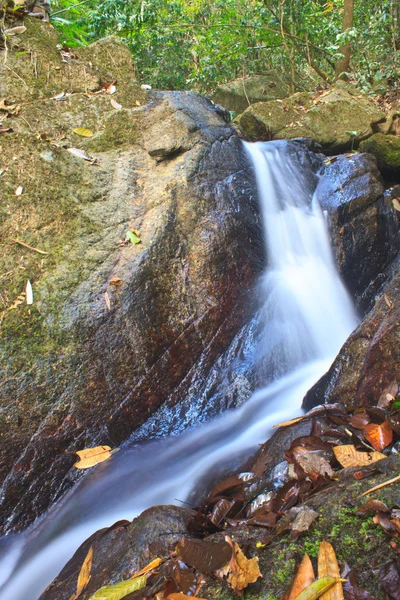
52,0 -> 93,16
10,237 -> 48,255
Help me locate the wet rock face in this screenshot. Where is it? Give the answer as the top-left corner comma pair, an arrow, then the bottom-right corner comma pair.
0,23 -> 262,532
316,153 -> 400,311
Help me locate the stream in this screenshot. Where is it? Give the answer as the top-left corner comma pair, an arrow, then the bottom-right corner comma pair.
0,140 -> 358,600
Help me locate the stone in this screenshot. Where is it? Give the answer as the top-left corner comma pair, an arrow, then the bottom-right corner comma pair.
40,506 -> 192,600
317,154 -> 398,309
0,24 -> 262,533
236,86 -> 386,151
315,153 -> 399,311
212,73 -> 292,114
359,133 -> 400,172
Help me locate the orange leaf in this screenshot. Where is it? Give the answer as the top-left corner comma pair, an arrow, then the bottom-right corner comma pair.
318,541 -> 344,600
131,558 -> 163,578
288,554 -> 315,600
364,420 -> 393,451
333,444 -> 385,468
69,546 -> 93,600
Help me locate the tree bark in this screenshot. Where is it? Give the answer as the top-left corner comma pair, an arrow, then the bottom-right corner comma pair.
335,0 -> 355,79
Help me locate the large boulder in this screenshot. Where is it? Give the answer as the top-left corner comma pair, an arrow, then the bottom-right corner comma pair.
212,73 -> 291,114
359,133 -> 400,173
0,20 -> 262,532
316,153 -> 400,311
236,86 -> 386,152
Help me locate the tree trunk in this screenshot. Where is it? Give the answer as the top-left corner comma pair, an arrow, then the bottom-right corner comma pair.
335,0 -> 355,79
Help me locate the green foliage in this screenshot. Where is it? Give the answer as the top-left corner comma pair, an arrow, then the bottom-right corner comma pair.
50,0 -> 400,94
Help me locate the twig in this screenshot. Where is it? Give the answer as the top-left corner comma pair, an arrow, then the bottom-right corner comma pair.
10,237 -> 48,255
241,68 -> 251,107
360,473 -> 400,497
52,0 -> 93,16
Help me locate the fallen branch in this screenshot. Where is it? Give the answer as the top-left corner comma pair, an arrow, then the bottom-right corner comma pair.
360,473 -> 400,497
10,237 -> 48,255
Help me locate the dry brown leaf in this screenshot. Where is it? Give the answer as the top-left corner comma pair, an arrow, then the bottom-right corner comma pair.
104,291 -> 111,311
226,538 -> 262,593
131,557 -> 163,578
109,277 -> 122,286
384,294 -> 393,308
288,554 -> 315,600
295,451 -> 334,479
291,508 -> 319,535
393,198 -> 400,212
318,541 -> 344,600
75,546 -> 93,599
74,446 -> 112,469
273,416 -> 304,428
364,421 -> 393,451
333,444 -> 385,469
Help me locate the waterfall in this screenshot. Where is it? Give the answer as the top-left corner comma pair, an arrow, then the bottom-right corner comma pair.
0,141 -> 357,600
247,141 -> 356,380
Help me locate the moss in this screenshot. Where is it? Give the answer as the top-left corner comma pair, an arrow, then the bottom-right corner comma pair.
275,558 -> 296,585
85,109 -> 142,152
359,133 -> 400,171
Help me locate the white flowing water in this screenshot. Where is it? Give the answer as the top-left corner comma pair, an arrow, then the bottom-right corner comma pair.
0,141 -> 357,600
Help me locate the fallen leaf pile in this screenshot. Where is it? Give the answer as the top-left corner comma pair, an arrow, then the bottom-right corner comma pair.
186,400 -> 400,545
67,535 -> 260,599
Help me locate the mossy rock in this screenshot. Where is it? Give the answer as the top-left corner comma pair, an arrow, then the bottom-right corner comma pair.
236,86 -> 386,151
212,73 -> 293,114
359,133 -> 400,172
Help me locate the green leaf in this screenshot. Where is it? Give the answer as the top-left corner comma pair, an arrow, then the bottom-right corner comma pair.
88,574 -> 147,600
294,577 -> 341,600
72,128 -> 94,137
125,231 -> 141,244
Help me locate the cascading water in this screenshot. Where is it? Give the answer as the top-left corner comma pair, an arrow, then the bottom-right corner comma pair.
0,141 -> 358,600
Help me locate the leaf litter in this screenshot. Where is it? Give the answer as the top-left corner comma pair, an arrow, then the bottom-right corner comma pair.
63,399 -> 400,600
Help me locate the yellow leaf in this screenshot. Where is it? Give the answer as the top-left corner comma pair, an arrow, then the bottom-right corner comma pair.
294,577 -> 344,600
72,128 -> 94,137
74,446 -> 112,469
131,558 -> 163,578
273,416 -> 304,428
72,546 -> 93,599
227,539 -> 262,593
317,542 -> 343,600
333,444 -> 385,469
88,574 -> 146,600
289,554 -> 315,600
